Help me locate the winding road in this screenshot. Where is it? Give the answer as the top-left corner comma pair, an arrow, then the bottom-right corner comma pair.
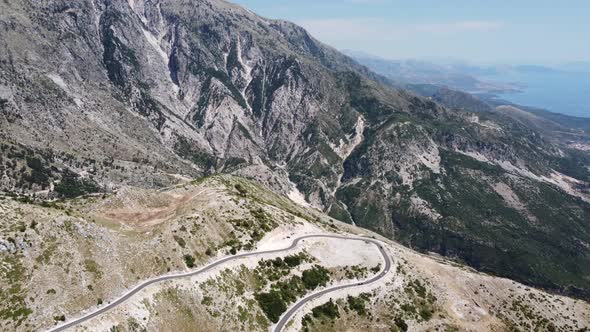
46,234 -> 391,332
273,237 -> 391,332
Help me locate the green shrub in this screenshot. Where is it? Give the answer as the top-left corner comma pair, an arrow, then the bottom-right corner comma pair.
302,265 -> 330,290
419,308 -> 433,321
256,264 -> 331,323
54,315 -> 66,322
302,314 -> 313,327
183,254 -> 195,268
370,264 -> 381,273
201,296 -> 213,306
311,299 -> 339,319
394,316 -> 408,332
411,280 -> 427,298
24,156 -> 51,187
347,294 -> 371,316
270,276 -> 306,303
284,254 -> 303,267
235,184 -> 248,196
255,291 -> 286,323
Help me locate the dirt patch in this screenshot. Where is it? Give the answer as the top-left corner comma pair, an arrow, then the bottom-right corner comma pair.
93,187 -> 208,231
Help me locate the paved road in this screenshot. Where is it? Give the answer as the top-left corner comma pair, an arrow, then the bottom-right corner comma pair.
273,237 -> 391,332
46,234 -> 389,332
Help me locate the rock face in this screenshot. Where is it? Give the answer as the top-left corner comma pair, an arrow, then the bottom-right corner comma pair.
0,0 -> 382,196
1,0 -> 590,300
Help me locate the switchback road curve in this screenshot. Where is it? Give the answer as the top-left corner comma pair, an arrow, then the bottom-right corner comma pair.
46,234 -> 391,332
273,237 -> 391,332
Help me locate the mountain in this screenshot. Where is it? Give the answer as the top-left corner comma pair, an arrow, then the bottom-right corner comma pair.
483,97 -> 590,136
344,52 -> 519,94
407,84 -> 590,142
1,0 -> 590,314
350,55 -> 590,119
406,84 -> 494,113
2,176 -> 589,331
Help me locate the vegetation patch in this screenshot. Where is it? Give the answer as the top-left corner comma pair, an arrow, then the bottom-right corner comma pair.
255,253 -> 311,282
224,205 -> 279,252
312,299 -> 340,319
302,298 -> 341,330
400,279 -> 437,322
301,265 -> 330,290
255,265 -> 331,323
174,136 -> 217,172
55,170 -> 100,198
347,293 -> 372,316
198,266 -> 270,331
183,254 -> 196,268
254,291 -> 287,323
83,259 -> 103,279
342,265 -> 368,279
0,255 -> 32,327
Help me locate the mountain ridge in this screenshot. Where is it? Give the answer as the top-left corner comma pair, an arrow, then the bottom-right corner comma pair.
1,0 -> 590,303
1,176 -> 589,331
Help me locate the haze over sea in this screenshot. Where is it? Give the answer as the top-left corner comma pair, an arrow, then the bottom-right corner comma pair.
484,69 -> 590,119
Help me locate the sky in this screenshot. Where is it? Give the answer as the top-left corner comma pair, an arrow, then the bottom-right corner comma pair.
229,0 -> 590,65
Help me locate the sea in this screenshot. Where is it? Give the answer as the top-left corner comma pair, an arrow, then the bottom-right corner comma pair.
481,70 -> 590,119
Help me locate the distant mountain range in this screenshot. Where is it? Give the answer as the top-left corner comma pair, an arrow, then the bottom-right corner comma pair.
343,50 -> 522,93
347,52 -> 590,135
346,50 -> 590,86
348,51 -> 590,118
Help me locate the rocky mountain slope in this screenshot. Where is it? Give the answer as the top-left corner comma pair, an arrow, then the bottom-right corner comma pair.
1,0 -> 590,304
1,177 -> 589,332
